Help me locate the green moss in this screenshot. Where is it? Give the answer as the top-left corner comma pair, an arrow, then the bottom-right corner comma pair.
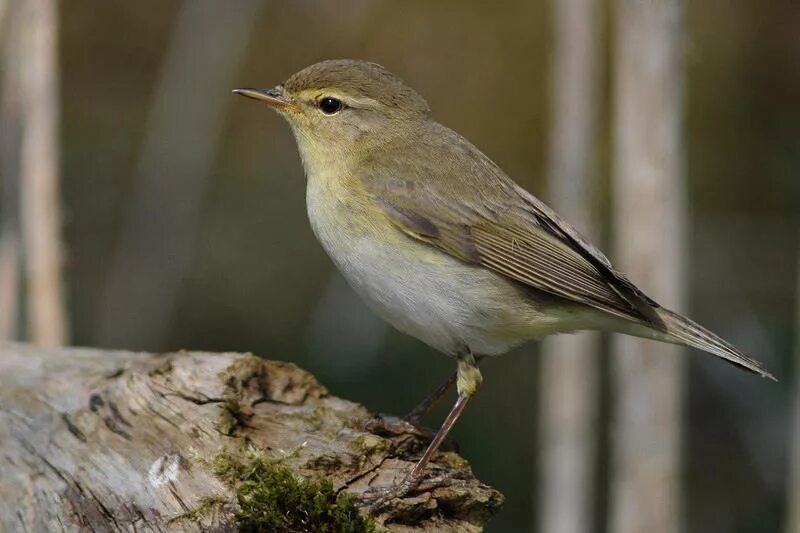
354,434 -> 389,453
216,396 -> 248,435
210,451 -> 375,533
167,496 -> 227,525
214,356 -> 264,435
303,453 -> 344,473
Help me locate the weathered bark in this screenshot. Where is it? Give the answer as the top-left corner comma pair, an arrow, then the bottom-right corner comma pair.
0,344 -> 502,532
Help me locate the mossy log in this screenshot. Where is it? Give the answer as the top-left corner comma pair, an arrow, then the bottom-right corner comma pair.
0,344 -> 502,532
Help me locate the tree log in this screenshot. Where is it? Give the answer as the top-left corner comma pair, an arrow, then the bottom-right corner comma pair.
0,344 -> 503,532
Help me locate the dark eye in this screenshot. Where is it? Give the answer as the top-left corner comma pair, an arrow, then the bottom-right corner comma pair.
319,97 -> 343,115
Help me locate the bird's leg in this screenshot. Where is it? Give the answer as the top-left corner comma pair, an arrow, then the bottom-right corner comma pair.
365,371 -> 457,438
405,354 -> 484,425
364,351 -> 482,505
404,371 -> 457,426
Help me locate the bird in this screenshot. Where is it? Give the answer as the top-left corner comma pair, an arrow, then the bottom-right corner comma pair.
233,59 -> 774,502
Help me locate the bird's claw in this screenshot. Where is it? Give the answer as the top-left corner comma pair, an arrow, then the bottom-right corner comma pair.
360,481 -> 411,509
362,414 -> 434,440
360,470 -> 460,512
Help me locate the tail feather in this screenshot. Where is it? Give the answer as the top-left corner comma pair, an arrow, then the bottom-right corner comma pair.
658,308 -> 776,381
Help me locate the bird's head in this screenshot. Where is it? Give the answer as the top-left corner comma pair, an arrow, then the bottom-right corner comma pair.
234,59 -> 430,173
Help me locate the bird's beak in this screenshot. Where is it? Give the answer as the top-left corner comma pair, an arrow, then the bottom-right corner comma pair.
232,87 -> 299,112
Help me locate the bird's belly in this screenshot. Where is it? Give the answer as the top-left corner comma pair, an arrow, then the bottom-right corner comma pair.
328,239 -> 517,355
306,188 -> 572,356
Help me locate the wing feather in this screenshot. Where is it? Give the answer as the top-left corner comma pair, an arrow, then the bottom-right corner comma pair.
470,224 -> 649,321
363,124 -> 664,328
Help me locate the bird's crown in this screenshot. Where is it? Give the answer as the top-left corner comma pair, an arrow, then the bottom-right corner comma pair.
283,59 -> 430,115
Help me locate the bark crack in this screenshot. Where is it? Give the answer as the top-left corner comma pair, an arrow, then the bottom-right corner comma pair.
0,345 -> 502,532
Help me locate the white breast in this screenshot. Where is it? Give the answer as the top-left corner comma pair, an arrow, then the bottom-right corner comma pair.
305,178 -> 546,357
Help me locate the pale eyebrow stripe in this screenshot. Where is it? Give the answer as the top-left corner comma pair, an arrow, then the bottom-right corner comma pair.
298,89 -> 381,109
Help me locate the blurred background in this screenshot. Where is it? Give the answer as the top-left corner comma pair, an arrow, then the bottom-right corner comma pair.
1,0 -> 798,532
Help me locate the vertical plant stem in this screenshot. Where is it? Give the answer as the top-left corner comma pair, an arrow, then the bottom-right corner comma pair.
95,0 -> 262,350
610,0 -> 687,532
538,0 -> 601,531
0,0 -> 21,341
19,0 -> 68,346
786,242 -> 800,533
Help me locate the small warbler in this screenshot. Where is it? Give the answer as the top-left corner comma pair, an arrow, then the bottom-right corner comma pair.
234,59 -> 774,501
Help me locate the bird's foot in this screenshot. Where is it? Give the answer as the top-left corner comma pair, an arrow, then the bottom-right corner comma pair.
361,414 -> 434,441
360,477 -> 416,507
361,470 -> 458,511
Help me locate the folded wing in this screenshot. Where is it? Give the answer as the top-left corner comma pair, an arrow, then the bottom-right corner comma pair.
370,172 -> 664,329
